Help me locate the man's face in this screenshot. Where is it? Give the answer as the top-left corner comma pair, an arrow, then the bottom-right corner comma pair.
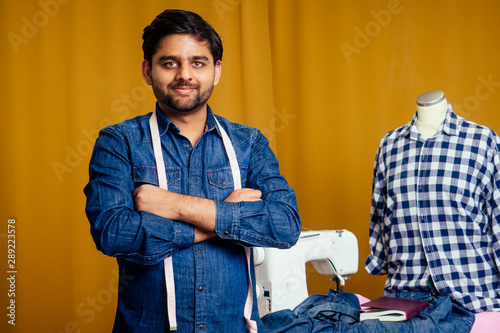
142,34 -> 221,114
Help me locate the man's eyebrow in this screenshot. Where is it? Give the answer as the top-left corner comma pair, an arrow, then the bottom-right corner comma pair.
157,55 -> 179,63
191,55 -> 209,62
157,55 -> 210,62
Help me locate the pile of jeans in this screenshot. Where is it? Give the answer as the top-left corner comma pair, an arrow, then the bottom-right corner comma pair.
261,290 -> 474,333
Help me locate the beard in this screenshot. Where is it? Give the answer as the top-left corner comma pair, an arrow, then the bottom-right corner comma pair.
152,80 -> 214,113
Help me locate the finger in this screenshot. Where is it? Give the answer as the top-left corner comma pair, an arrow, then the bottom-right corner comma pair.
243,190 -> 262,201
252,189 -> 262,198
245,189 -> 261,198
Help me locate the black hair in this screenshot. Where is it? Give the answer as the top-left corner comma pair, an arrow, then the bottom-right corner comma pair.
142,9 -> 223,65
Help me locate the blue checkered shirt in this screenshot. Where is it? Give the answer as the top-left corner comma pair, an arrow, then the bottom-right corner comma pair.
365,104 -> 500,313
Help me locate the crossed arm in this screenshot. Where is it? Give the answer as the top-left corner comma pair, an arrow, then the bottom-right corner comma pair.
86,125 -> 301,261
133,185 -> 262,243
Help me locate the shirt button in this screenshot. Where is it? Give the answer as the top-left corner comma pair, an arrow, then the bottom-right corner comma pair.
198,286 -> 204,292
220,180 -> 226,185
193,177 -> 198,182
197,248 -> 202,253
184,143 -> 190,148
224,231 -> 229,236
199,324 -> 204,330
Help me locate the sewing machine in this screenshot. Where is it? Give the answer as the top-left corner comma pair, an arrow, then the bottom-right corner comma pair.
253,230 -> 358,316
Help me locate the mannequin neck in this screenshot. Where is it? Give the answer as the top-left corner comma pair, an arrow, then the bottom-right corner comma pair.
416,98 -> 448,139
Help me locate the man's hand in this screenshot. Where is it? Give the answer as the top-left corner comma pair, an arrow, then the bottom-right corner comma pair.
133,185 -> 178,220
133,185 -> 216,231
224,188 -> 262,202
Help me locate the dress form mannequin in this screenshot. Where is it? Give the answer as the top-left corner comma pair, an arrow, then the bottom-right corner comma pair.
415,90 -> 448,139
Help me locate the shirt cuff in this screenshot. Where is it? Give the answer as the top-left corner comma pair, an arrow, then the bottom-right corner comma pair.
214,201 -> 239,240
174,219 -> 195,251
365,254 -> 387,275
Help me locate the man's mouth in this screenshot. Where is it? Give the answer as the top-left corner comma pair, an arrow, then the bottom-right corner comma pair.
175,87 -> 195,94
170,84 -> 198,95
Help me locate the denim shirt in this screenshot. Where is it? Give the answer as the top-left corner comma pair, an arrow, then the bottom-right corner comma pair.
84,104 -> 301,332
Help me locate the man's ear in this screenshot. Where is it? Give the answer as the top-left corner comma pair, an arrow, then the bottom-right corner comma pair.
141,60 -> 152,85
213,60 -> 221,86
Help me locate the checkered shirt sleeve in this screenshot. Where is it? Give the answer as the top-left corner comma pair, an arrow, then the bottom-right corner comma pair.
365,105 -> 500,313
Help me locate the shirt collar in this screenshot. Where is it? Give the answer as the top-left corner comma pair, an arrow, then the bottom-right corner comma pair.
399,103 -> 460,139
205,105 -> 218,132
153,102 -> 217,135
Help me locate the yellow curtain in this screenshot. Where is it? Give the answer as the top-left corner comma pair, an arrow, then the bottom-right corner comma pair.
2,0 -> 500,331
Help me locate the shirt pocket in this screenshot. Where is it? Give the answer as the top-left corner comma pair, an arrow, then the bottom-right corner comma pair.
207,167 -> 247,201
132,166 -> 181,192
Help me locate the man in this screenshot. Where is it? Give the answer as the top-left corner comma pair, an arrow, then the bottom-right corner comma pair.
84,9 -> 301,332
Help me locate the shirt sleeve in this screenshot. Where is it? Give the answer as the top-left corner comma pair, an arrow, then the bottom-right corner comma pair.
84,126 -> 195,265
365,141 -> 389,275
488,137 -> 500,271
214,130 -> 301,249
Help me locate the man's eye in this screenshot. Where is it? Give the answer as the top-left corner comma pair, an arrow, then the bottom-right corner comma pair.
164,62 -> 177,68
193,62 -> 204,68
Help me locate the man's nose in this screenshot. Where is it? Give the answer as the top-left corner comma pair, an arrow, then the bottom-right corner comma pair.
176,63 -> 192,81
